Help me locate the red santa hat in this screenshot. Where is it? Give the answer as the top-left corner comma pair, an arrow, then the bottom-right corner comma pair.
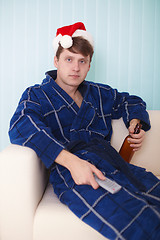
53,22 -> 94,54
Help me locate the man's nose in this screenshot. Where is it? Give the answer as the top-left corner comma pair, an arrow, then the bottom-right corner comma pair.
73,61 -> 80,71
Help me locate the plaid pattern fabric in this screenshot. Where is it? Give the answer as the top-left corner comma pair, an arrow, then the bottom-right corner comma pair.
9,70 -> 150,168
9,70 -> 160,239
51,150 -> 160,240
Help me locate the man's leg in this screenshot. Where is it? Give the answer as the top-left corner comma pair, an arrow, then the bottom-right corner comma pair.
59,177 -> 160,240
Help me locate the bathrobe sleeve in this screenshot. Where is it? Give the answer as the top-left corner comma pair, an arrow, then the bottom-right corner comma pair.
111,88 -> 151,131
9,87 -> 65,169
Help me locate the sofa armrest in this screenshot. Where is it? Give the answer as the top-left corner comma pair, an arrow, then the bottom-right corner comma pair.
131,110 -> 160,177
111,110 -> 160,178
0,144 -> 48,240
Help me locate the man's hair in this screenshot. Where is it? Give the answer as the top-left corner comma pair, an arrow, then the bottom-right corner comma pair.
56,37 -> 94,62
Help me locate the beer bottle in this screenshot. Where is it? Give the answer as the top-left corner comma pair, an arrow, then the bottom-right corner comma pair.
119,123 -> 142,163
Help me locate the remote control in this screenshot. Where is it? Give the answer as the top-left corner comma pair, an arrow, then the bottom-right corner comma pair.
94,175 -> 122,194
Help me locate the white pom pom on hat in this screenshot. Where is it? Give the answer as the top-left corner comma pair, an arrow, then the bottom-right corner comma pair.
60,35 -> 73,49
53,22 -> 94,54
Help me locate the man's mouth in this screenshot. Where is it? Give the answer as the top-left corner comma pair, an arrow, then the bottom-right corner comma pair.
69,75 -> 80,78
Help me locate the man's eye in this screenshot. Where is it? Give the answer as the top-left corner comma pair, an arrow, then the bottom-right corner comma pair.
67,58 -> 71,62
80,60 -> 85,64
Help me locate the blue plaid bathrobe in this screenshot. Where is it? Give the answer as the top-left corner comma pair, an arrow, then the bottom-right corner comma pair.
9,70 -> 160,240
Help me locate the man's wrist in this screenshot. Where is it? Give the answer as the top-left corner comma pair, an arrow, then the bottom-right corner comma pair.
55,149 -> 75,170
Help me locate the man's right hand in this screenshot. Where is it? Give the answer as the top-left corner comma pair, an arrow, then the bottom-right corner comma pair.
55,149 -> 106,189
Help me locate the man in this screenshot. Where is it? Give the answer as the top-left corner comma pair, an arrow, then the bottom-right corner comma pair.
9,22 -> 160,239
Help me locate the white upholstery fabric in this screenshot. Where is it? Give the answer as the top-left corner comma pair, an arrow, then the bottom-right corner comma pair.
111,110 -> 160,176
131,110 -> 160,176
0,145 -> 48,240
0,110 -> 160,240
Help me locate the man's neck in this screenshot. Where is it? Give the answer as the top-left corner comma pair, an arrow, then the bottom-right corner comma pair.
55,78 -> 83,108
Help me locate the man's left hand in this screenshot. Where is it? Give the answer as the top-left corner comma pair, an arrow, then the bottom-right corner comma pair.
128,119 -> 145,152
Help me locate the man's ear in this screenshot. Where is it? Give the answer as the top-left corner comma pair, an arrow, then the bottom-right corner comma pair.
54,56 -> 58,68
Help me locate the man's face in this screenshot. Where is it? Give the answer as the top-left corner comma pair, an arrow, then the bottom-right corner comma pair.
54,49 -> 90,90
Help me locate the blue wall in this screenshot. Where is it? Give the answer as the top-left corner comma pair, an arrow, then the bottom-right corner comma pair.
0,0 -> 160,150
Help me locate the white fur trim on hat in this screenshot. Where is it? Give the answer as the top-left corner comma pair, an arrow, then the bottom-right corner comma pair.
53,34 -> 62,54
72,29 -> 94,48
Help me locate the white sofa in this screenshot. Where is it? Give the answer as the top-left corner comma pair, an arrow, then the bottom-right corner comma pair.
0,110 -> 160,240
